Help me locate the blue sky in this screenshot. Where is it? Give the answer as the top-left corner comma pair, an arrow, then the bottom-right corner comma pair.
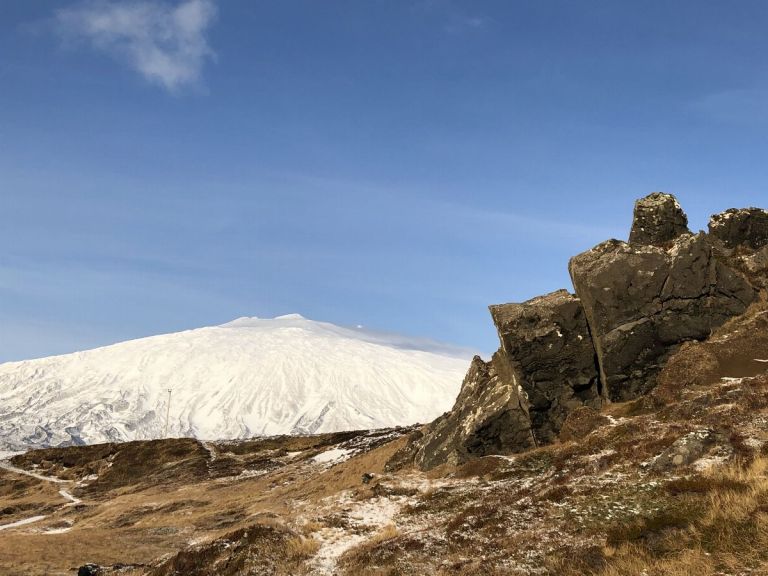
2,0 -> 768,362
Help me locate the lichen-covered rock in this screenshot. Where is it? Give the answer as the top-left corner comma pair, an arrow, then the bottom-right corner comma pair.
569,232 -> 756,401
709,208 -> 768,250
410,354 -> 535,470
650,429 -> 730,471
629,192 -> 690,246
740,245 -> 768,292
489,290 -> 601,444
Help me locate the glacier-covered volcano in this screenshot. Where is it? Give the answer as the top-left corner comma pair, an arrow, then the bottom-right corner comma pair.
0,315 -> 472,450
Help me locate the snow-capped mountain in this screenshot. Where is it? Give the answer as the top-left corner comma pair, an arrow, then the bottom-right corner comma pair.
0,314 -> 472,451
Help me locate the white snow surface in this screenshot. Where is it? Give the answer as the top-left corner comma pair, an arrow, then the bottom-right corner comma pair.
312,448 -> 354,465
0,516 -> 47,532
0,314 -> 471,450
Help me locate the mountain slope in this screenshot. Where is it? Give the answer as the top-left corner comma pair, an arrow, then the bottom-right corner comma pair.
0,315 -> 471,450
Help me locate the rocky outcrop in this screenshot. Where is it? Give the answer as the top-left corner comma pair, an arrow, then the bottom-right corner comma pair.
397,290 -> 602,470
489,290 -> 601,444
629,192 -> 690,246
709,208 -> 768,250
569,232 -> 756,401
407,354 -> 535,470
405,192 -> 767,471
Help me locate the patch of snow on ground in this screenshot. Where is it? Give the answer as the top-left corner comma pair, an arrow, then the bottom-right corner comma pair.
59,489 -> 81,506
214,468 -> 271,483
313,448 -> 354,465
201,441 -> 217,462
76,473 -> 99,487
41,526 -> 72,535
0,462 -> 67,483
0,451 -> 24,461
309,492 -> 403,575
0,515 -> 47,532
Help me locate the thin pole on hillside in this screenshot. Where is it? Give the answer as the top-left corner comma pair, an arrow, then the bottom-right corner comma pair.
164,388 -> 172,438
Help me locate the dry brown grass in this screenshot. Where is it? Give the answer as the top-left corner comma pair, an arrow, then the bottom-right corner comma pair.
0,429 -> 414,575
0,468 -> 65,525
651,301 -> 768,408
551,456 -> 768,575
147,522 -> 318,576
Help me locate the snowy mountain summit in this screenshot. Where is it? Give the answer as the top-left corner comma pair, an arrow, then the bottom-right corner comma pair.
0,315 -> 472,451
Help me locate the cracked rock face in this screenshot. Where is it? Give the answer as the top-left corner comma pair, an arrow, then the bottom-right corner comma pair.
629,192 -> 690,246
709,208 -> 768,250
410,354 -> 535,470
489,290 -> 602,445
569,232 -> 756,401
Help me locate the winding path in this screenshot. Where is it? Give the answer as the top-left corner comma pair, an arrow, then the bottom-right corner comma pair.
0,459 -> 82,532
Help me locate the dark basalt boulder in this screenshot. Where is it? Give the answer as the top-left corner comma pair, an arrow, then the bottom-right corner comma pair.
409,353 -> 535,470
489,290 -> 601,444
709,208 -> 768,250
569,231 -> 756,401
629,192 -> 690,246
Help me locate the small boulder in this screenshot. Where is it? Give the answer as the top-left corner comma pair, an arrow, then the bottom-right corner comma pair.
78,565 -> 101,576
629,192 -> 690,246
361,473 -> 375,484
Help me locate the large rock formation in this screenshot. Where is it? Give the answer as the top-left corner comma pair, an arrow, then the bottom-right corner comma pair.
402,193 -> 767,471
396,291 -> 598,470
489,290 -> 601,444
569,232 -> 756,401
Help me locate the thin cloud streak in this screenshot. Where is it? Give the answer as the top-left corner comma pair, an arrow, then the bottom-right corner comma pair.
55,0 -> 217,92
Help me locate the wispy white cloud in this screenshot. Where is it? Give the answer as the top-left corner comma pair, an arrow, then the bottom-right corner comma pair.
55,0 -> 217,92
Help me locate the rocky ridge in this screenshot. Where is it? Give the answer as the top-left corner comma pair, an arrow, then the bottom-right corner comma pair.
399,193 -> 768,470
